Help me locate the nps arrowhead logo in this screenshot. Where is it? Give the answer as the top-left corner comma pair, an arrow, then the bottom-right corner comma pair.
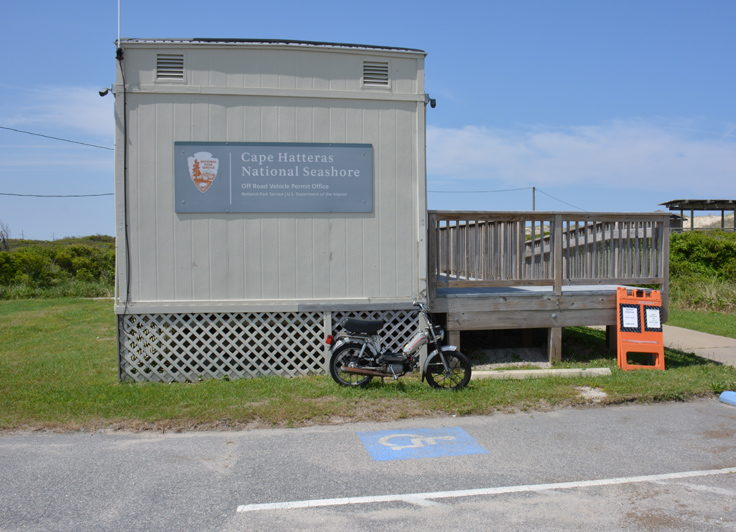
187,152 -> 219,193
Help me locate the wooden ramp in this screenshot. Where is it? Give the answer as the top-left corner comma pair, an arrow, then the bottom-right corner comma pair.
427,211 -> 671,362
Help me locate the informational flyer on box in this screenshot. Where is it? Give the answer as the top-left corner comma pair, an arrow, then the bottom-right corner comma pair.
621,306 -> 639,330
645,306 -> 662,331
174,142 -> 373,213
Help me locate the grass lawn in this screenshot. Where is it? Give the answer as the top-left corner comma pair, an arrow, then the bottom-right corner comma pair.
667,308 -> 736,339
2,299 -> 735,432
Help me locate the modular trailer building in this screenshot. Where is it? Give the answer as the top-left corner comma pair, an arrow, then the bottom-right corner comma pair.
114,39 -> 429,381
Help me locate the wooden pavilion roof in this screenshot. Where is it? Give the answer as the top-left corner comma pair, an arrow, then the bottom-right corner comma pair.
660,199 -> 736,211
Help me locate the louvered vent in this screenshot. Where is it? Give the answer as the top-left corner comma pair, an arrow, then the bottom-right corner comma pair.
156,54 -> 184,80
363,61 -> 389,86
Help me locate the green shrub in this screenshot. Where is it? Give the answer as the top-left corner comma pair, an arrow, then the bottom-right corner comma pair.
670,231 -> 736,280
0,237 -> 116,298
0,253 -> 16,285
10,248 -> 56,287
670,231 -> 736,312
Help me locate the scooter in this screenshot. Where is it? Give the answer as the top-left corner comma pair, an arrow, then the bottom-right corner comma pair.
326,302 -> 471,390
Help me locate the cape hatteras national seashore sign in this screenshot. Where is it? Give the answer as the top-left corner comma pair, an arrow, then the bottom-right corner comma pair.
175,142 -> 373,213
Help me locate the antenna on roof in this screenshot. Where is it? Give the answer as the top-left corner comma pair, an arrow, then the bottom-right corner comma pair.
117,0 -> 121,47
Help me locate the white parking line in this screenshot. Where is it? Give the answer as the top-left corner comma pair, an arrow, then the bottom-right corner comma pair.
237,466 -> 736,513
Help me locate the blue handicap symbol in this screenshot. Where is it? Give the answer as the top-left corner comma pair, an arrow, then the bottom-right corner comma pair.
357,427 -> 489,461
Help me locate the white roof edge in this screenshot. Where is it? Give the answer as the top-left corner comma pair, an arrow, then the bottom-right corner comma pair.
118,38 -> 426,56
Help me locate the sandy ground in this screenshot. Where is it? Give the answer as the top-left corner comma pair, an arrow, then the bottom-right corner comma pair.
681,213 -> 735,229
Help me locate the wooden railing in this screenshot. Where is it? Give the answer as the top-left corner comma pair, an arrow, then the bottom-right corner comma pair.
428,211 -> 670,299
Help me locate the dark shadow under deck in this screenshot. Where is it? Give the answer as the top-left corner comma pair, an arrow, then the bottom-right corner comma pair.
429,284 -> 630,360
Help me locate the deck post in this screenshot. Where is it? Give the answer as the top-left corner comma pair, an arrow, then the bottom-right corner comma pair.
605,325 -> 617,355
548,327 -> 562,363
448,330 -> 461,350
548,214 -> 564,363
427,212 -> 438,302
660,220 -> 670,322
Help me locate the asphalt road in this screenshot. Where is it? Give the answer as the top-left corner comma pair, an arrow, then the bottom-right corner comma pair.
1,399 -> 734,531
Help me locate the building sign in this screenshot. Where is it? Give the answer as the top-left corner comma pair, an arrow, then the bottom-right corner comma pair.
175,142 -> 373,213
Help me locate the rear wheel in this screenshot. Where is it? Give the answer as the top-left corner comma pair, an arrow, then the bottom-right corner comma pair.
425,350 -> 471,390
329,343 -> 374,388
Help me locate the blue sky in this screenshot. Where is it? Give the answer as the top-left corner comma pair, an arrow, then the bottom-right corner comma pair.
1,0 -> 734,238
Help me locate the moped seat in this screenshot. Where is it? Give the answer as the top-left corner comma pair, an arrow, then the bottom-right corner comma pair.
343,318 -> 385,335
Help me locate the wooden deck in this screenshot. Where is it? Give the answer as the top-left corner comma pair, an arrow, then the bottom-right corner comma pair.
427,211 -> 671,361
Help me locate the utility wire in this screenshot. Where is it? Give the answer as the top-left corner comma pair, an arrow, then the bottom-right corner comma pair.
0,126 -> 114,151
0,192 -> 113,198
428,186 -> 532,194
535,187 -> 586,211
0,126 -> 114,198
429,184 -> 587,211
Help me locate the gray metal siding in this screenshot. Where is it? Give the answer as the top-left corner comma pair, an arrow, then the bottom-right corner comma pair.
129,47 -> 421,95
116,45 -> 425,312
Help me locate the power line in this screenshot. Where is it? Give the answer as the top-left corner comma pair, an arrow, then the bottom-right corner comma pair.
0,126 -> 114,151
0,192 -> 113,198
536,187 -> 586,211
429,183 -> 587,211
0,126 -> 114,198
428,186 -> 532,194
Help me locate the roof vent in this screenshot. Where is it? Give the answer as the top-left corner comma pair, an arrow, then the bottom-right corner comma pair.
363,61 -> 389,86
156,54 -> 184,80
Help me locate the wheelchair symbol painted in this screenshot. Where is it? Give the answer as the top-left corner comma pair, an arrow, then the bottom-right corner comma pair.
357,427 -> 488,461
378,433 -> 457,451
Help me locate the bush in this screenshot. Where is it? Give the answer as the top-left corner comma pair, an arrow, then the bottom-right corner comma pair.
670,231 -> 736,281
10,248 -> 57,287
0,252 -> 17,285
53,245 -> 114,281
0,237 -> 115,298
670,231 -> 736,312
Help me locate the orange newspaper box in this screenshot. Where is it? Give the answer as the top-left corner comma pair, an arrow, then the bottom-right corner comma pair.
616,287 -> 665,371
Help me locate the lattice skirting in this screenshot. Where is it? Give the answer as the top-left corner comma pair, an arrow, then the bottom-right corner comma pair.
118,309 -> 419,382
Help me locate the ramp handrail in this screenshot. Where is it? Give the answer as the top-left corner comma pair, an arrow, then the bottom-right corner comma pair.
427,211 -> 670,304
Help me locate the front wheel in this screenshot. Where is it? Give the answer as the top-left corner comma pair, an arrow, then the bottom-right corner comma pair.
329,342 -> 374,388
425,350 -> 471,390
